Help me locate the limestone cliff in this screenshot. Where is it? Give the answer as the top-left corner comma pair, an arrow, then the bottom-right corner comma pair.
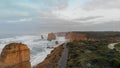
47,33 -> 56,41
0,43 -> 31,68
66,32 -> 87,42
33,45 -> 63,68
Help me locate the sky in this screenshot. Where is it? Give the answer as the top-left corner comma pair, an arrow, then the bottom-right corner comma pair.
0,0 -> 120,34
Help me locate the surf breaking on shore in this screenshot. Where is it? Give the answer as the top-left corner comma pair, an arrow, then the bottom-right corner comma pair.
0,33 -> 65,67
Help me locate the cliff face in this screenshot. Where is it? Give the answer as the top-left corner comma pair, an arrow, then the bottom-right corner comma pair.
108,37 -> 120,41
34,45 -> 63,68
47,33 -> 56,41
0,43 -> 31,68
66,32 -> 87,42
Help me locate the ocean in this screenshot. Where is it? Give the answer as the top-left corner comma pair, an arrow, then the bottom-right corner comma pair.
0,33 -> 65,67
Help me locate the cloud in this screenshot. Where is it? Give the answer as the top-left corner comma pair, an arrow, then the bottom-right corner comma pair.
0,0 -> 69,23
86,0 -> 120,9
0,0 -> 120,33
53,8 -> 120,23
75,16 -> 102,21
7,18 -> 32,23
52,0 -> 120,25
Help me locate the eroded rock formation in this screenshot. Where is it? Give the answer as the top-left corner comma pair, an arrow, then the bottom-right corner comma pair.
0,43 -> 31,68
47,33 -> 56,41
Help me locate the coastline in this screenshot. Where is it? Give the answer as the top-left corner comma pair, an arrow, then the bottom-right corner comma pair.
33,44 -> 64,68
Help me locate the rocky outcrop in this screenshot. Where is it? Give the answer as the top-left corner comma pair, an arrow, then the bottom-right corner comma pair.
66,32 -> 87,42
0,43 -> 31,68
47,33 -> 56,41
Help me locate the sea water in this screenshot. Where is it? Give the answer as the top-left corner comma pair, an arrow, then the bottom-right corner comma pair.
0,33 -> 65,67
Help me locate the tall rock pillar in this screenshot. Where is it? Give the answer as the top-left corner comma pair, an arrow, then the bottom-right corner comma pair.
0,43 -> 31,68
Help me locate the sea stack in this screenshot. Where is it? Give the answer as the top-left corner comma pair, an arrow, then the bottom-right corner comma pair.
0,43 -> 31,68
47,32 -> 56,41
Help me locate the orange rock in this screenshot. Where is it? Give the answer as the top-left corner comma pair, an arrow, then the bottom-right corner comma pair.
47,33 -> 56,41
0,43 -> 31,68
66,32 -> 87,42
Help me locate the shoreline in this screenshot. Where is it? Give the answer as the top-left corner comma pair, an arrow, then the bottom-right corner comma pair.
33,44 -> 64,68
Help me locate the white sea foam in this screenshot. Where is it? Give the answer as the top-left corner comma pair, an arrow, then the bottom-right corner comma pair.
0,33 -> 65,67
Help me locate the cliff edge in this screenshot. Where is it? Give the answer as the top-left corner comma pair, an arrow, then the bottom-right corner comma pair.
34,45 -> 63,68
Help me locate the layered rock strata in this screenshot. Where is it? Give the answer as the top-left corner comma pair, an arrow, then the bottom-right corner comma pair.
0,43 -> 31,68
66,32 -> 87,42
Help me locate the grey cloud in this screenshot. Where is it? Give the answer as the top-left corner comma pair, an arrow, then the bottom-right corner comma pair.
0,0 -> 69,24
74,16 -> 102,21
35,19 -> 120,32
86,21 -> 120,31
28,0 -> 68,10
85,0 -> 120,9
0,0 -> 120,34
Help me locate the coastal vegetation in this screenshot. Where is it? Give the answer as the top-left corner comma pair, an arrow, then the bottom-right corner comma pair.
67,41 -> 120,68
115,43 -> 120,49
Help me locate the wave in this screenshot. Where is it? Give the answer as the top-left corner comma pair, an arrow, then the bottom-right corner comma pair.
0,33 -> 65,66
